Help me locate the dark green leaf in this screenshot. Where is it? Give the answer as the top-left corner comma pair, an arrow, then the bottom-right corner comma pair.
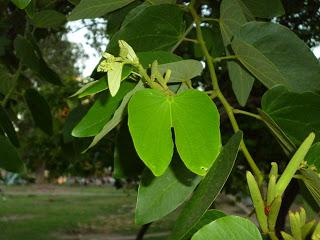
72,81 -> 136,138
85,81 -> 144,151
191,215 -> 262,240
0,136 -> 25,173
261,85 -> 320,144
168,132 -> 242,240
68,0 -> 136,21
0,106 -> 19,147
136,159 -> 201,224
107,5 -> 185,54
128,89 -> 221,176
237,22 -> 320,93
63,106 -> 87,143
113,121 -> 144,179
183,210 -> 226,240
10,0 -> 31,9
0,65 -> 14,95
305,143 -> 320,172
220,0 -> 254,106
138,51 -> 182,68
241,0 -> 284,18
32,10 -> 66,28
25,89 -> 53,135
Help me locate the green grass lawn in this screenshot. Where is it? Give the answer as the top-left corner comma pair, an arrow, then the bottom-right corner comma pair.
0,185 -> 173,240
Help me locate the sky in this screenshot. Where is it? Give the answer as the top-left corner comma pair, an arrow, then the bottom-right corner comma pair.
66,20 -> 320,77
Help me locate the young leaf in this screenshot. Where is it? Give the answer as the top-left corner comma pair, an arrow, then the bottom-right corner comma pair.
107,5 -> 185,54
169,132 -> 242,240
10,0 -> 31,9
0,106 -> 19,147
135,159 -> 201,225
68,0 -> 135,21
237,22 -> 320,93
158,60 -> 204,83
128,89 -> 221,176
25,89 -> 53,135
191,216 -> 263,240
108,62 -> 123,97
262,85 -> 320,144
31,10 -> 66,28
0,136 -> 25,173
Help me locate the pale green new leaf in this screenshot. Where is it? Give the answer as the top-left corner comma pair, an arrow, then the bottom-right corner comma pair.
68,0 -> 135,21
158,60 -> 204,83
108,62 -> 123,97
11,0 -> 31,9
135,160 -> 201,224
191,216 -> 262,240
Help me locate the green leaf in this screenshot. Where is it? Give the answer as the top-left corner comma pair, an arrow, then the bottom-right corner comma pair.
0,136 -> 25,173
0,106 -> 19,147
183,210 -> 226,240
14,36 -> 62,85
261,85 -> 320,144
241,0 -> 284,18
300,168 -> 320,208
25,89 -> 53,135
72,81 -> 136,138
168,132 -> 242,240
31,10 -> 66,28
128,89 -> 221,176
236,22 -> 320,93
158,60 -> 204,83
107,5 -> 185,54
72,66 -> 132,98
113,121 -> 144,179
137,51 -> 182,68
10,0 -> 31,9
108,62 -> 123,97
191,215 -> 262,240
0,65 -> 14,95
219,0 -> 254,106
135,159 -> 201,225
305,143 -> 320,172
68,0 -> 136,21
85,81 -> 145,151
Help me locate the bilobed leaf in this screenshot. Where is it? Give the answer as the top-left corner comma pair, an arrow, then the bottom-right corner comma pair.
219,0 -> 254,106
85,81 -> 144,151
137,51 -> 182,68
237,22 -> 320,93
0,136 -> 25,173
72,81 -> 136,137
135,159 -> 201,225
261,85 -> 320,144
107,5 -> 185,54
241,0 -> 284,18
113,121 -> 144,179
183,210 -> 226,240
191,216 -> 262,240
11,0 -> 31,9
25,89 -> 53,135
128,89 -> 221,176
68,0 -> 136,21
32,10 -> 66,28
158,60 -> 204,83
0,106 -> 19,147
168,132 -> 242,240
305,143 -> 320,172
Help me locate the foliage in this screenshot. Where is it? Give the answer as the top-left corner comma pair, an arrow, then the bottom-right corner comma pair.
1,0 -> 320,239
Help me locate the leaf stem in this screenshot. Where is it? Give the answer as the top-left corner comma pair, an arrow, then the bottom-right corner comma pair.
213,55 -> 238,63
171,23 -> 194,53
201,17 -> 220,23
183,38 -> 198,44
233,109 -> 262,120
189,5 -> 264,185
